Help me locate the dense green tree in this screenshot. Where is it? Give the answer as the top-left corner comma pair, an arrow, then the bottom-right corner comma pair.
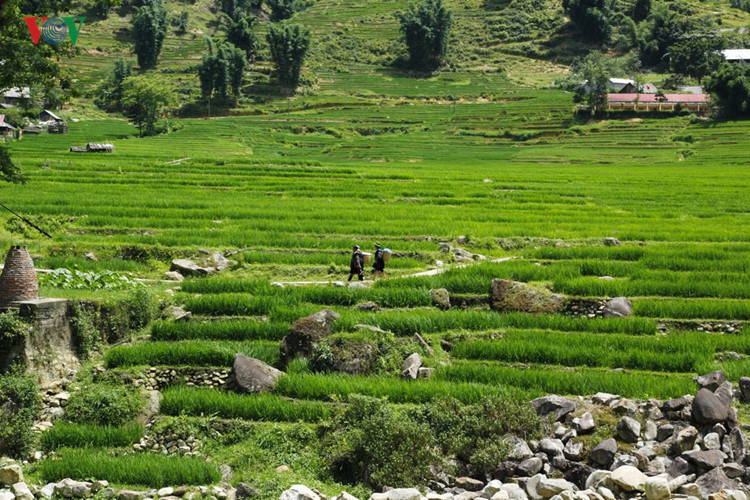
575,51 -> 613,113
396,0 -> 453,70
218,0 -> 260,16
704,63 -> 750,117
633,0 -> 651,21
198,38 -> 247,112
225,10 -> 258,60
637,3 -> 698,67
0,0 -> 75,184
120,75 -> 176,136
95,57 -> 133,111
266,23 -> 311,88
132,0 -> 168,68
562,0 -> 612,42
178,11 -> 189,33
267,0 -> 295,21
668,37 -> 724,83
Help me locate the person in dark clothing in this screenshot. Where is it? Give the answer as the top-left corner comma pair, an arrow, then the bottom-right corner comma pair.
373,242 -> 387,280
348,245 -> 364,281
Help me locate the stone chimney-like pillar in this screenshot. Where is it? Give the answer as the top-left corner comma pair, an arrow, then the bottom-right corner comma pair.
0,246 -> 39,303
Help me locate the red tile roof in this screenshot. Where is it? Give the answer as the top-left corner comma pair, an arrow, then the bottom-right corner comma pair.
608,93 -> 710,103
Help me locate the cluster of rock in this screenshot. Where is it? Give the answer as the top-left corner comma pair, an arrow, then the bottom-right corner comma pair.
123,367 -> 231,392
401,353 -> 434,380
438,243 -> 487,263
0,465 -> 236,500
279,370 -> 750,500
132,432 -> 202,457
32,389 -> 70,433
489,280 -> 633,319
168,251 -> 236,280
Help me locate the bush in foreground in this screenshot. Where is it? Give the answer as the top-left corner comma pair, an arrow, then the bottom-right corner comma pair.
0,372 -> 41,458
65,384 -> 144,427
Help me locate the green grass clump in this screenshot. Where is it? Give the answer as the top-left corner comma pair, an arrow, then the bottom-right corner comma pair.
65,384 -> 144,427
335,310 -> 656,336
183,295 -> 292,317
104,340 -> 280,368
39,449 -> 221,487
632,299 -> 750,320
161,386 -> 330,422
40,423 -> 144,451
151,320 -> 290,341
275,373 -> 530,404
452,331 -> 715,373
436,362 -> 695,400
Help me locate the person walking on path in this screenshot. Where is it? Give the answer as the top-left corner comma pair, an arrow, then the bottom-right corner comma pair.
348,245 -> 364,281
373,242 -> 387,280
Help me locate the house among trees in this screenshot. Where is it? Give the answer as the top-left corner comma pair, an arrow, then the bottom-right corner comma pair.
721,49 -> 750,64
1,87 -> 31,106
583,78 -> 657,94
39,110 -> 63,123
606,93 -> 710,113
0,115 -> 16,138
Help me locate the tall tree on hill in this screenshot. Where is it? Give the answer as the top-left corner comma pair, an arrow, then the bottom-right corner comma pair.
267,0 -> 295,21
225,9 -> 259,61
637,4 -> 698,67
132,0 -> 168,69
632,0 -> 651,22
198,39 -> 247,116
704,63 -> 750,117
575,51 -> 613,114
0,0 -> 75,183
266,23 -> 311,88
669,37 -> 724,84
562,0 -> 613,43
396,0 -> 453,70
95,57 -> 133,111
120,75 -> 176,136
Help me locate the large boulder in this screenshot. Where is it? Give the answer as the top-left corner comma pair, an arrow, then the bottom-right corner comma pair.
617,416 -> 641,443
590,438 -> 618,467
489,279 -> 565,314
232,354 -> 283,393
685,450 -> 726,471
430,289 -> 451,310
610,466 -> 647,492
644,477 -> 670,500
171,259 -> 210,277
530,395 -> 577,421
0,464 -> 23,486
280,309 -> 340,365
695,468 -> 738,499
695,371 -> 728,392
602,297 -> 633,318
693,389 -> 729,425
402,353 -> 423,379
739,378 -> 750,401
537,477 -> 576,498
280,485 -> 322,500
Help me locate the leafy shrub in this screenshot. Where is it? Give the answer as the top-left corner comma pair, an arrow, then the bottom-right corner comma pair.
321,395 -> 437,489
65,384 -> 144,427
0,372 -> 41,458
70,302 -> 100,360
125,287 -> 158,330
0,310 -> 32,343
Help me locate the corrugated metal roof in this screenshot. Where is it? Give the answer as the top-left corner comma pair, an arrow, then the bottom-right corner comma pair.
42,110 -> 62,121
1,87 -> 31,99
722,49 -> 750,61
608,93 -> 710,103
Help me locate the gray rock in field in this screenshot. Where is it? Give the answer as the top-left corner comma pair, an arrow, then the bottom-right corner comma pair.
644,420 -> 658,441
430,288 -> 451,310
402,353 -> 423,380
739,378 -> 750,401
456,477 -> 484,492
489,279 -> 565,314
537,477 -> 576,498
592,393 -> 619,405
685,450 -> 726,471
672,426 -> 700,455
610,398 -> 638,415
538,438 -> 565,458
602,297 -> 633,318
280,309 -> 340,365
617,417 -> 641,443
657,424 -> 675,442
384,489 -> 422,500
723,462 -> 745,479
13,482 -> 33,500
39,483 -> 56,500
0,490 -> 13,500
573,412 -> 595,434
695,370 -> 727,392
530,395 -> 577,421
280,485 -> 322,500
232,354 -> 283,393
714,381 -> 734,406
563,440 -> 584,462
703,432 -> 721,450
604,237 -> 621,247
509,436 -> 534,460
0,464 -> 22,486
171,258 -> 210,277
165,305 -> 191,322
135,389 -> 161,426
662,396 -> 689,413
610,466 -> 646,492
497,484 -> 527,500
692,389 -> 729,425
117,490 -> 141,500
695,467 -> 738,499
212,251 -> 236,272
518,457 -> 544,477
590,438 -> 618,467
165,271 -> 184,282
644,477 -> 670,500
